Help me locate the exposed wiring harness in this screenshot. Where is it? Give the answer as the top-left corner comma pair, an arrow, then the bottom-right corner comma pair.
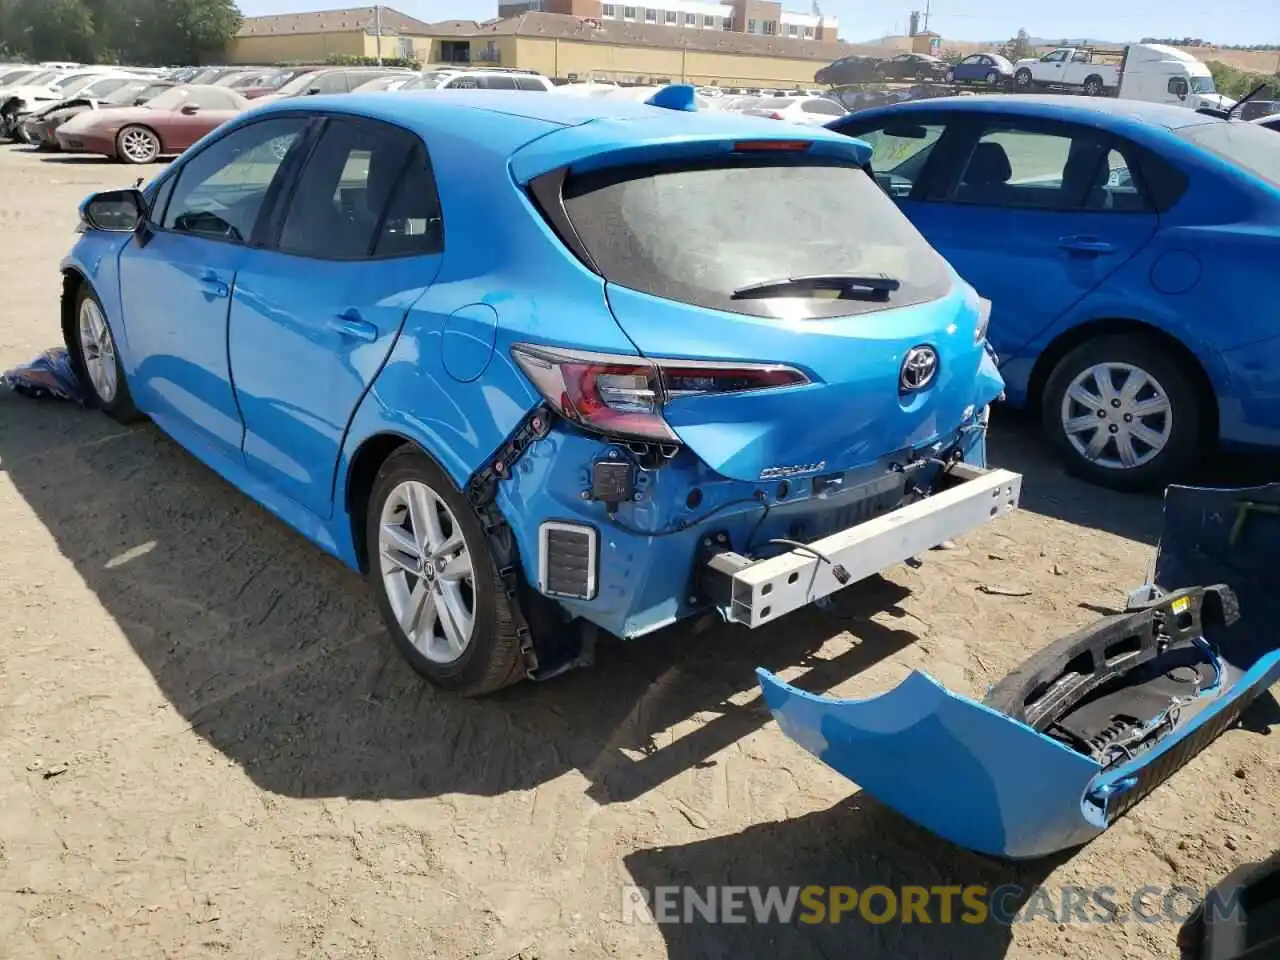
767,538 -> 851,585
603,493 -> 768,539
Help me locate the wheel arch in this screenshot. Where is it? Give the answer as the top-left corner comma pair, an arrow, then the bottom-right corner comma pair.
60,267 -> 87,344
1027,317 -> 1220,442
343,431 -> 420,574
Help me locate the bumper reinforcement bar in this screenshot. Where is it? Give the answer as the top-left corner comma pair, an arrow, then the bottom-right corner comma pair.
702,463 -> 1022,628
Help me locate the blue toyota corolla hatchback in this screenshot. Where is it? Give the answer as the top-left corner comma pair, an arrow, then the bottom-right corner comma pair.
62,89 -> 1017,694
830,95 -> 1280,490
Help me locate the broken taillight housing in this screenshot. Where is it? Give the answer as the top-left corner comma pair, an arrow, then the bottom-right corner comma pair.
511,344 -> 810,442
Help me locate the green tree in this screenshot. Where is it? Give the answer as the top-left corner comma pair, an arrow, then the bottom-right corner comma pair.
939,47 -> 963,66
999,28 -> 1034,62
5,0 -> 96,61
1207,60 -> 1279,100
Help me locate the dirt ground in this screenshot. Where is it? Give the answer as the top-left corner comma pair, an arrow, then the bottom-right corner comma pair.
2,145 -> 1279,960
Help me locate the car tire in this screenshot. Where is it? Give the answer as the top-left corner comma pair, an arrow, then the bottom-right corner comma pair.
116,124 -> 161,164
1041,334 -> 1205,492
986,71 -> 1001,86
1014,68 -> 1033,89
365,446 -> 526,697
1083,75 -> 1106,97
65,283 -> 144,423
944,69 -> 955,83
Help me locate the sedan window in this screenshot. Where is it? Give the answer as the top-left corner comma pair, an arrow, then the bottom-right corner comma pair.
946,125 -> 1119,211
162,118 -> 308,243
850,122 -> 946,197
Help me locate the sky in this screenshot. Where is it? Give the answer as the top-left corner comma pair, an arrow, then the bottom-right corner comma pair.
236,0 -> 1279,48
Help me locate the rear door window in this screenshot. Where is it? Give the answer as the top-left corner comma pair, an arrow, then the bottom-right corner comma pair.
481,75 -> 518,89
514,76 -> 548,91
559,158 -> 951,320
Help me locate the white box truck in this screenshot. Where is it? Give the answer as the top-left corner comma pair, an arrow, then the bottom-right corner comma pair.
1012,43 -> 1234,111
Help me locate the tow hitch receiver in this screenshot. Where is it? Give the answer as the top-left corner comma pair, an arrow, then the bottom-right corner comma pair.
702,463 -> 1021,628
756,481 -> 1280,860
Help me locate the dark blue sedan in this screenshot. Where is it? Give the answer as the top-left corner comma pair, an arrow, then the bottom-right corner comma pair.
831,95 -> 1280,490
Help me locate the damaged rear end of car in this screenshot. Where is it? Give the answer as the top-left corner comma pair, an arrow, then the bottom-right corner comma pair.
479,109 -> 1019,668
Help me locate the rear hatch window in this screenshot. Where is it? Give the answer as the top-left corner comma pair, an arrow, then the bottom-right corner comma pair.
1177,121 -> 1280,187
560,158 -> 952,320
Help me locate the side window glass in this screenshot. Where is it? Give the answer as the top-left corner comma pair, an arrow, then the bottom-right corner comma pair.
162,117 -> 307,242
855,122 -> 945,198
447,76 -> 479,88
375,145 -> 444,257
147,174 -> 177,225
483,75 -> 518,89
277,119 -> 429,259
514,76 -> 546,91
950,126 -> 1103,211
1085,147 -> 1153,213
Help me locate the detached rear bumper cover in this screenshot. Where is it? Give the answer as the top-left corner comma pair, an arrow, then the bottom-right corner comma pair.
758,482 -> 1280,860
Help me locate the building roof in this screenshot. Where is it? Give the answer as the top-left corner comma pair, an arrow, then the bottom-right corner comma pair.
468,11 -> 842,60
236,5 -> 435,37
236,7 -> 876,61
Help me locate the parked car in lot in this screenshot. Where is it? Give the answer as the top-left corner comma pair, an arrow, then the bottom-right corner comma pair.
399,69 -> 555,92
12,72 -> 148,142
0,66 -> 133,137
877,52 -> 950,82
22,79 -> 172,150
947,53 -> 1013,86
61,88 -> 1015,695
814,53 -> 882,86
254,66 -> 415,103
830,95 -> 1280,490
739,94 -> 847,125
56,84 -> 248,163
1253,112 -> 1280,132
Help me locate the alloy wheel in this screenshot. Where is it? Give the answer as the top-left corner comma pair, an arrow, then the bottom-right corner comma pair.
378,479 -> 476,665
77,296 -> 118,404
119,126 -> 159,163
1059,362 -> 1172,471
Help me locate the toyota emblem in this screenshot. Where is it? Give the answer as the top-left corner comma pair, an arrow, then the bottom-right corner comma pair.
900,345 -> 939,392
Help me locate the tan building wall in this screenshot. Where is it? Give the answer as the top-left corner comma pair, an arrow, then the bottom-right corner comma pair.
510,36 -> 824,86
226,31 -> 365,64
228,30 -> 829,87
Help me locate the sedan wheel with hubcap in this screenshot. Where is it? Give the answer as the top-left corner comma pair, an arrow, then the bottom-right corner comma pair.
117,125 -> 160,164
1042,334 -> 1203,491
1059,362 -> 1171,471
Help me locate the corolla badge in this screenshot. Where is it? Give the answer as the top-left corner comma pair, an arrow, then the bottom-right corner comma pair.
760,461 -> 826,480
900,345 -> 939,392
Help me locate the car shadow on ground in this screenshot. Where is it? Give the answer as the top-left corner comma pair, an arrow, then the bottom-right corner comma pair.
624,803 -> 1070,959
0,393 -> 921,807
988,409 -> 1280,547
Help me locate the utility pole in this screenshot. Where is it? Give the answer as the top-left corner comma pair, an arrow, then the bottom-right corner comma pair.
375,4 -> 383,65
923,0 -> 930,33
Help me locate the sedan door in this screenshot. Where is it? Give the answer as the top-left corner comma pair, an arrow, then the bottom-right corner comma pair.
116,116 -> 310,462
159,86 -> 247,151
836,112 -> 1158,364
227,115 -> 444,518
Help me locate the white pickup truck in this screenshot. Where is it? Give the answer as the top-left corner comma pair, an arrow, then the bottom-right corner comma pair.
1012,47 -> 1121,96
1012,43 -> 1236,111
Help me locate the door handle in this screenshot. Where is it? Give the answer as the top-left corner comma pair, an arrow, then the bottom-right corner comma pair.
328,310 -> 378,342
1058,236 -> 1115,255
198,271 -> 229,299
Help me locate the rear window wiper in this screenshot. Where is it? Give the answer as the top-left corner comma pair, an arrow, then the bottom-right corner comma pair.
731,273 -> 902,301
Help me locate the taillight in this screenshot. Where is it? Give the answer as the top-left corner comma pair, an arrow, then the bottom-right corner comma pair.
769,112 -> 784,120
511,345 -> 809,442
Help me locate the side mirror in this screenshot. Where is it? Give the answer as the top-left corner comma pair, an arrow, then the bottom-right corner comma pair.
80,188 -> 145,233
306,87 -> 320,95
180,103 -> 199,115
